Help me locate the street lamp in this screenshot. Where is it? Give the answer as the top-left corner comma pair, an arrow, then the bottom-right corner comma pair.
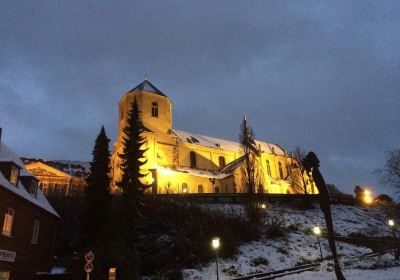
313,226 -> 323,261
388,219 -> 395,227
211,237 -> 220,280
260,203 -> 266,209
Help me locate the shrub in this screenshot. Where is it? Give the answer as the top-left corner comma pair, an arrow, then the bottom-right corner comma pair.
250,256 -> 269,266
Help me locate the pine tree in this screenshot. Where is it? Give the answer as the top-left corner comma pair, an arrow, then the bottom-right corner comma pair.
82,126 -> 112,279
117,97 -> 150,203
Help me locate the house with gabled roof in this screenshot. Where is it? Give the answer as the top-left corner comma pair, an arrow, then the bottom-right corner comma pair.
0,128 -> 59,279
111,79 -> 317,195
22,158 -> 89,197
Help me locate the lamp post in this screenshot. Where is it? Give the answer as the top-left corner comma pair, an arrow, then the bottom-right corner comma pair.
313,226 -> 323,261
212,237 -> 220,280
388,219 -> 399,260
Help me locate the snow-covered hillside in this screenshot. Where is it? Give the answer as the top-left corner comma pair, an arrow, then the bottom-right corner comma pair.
183,203 -> 399,280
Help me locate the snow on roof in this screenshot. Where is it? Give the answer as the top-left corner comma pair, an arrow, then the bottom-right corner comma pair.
22,158 -> 90,178
0,143 -> 59,217
172,129 -> 287,155
174,166 -> 232,179
0,142 -> 25,167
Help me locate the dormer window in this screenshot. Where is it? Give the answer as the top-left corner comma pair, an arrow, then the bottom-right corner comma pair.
28,180 -> 38,197
151,102 -> 158,117
9,166 -> 19,186
19,176 -> 38,197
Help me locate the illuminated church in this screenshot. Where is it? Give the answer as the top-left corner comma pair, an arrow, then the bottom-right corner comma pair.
111,79 -> 317,195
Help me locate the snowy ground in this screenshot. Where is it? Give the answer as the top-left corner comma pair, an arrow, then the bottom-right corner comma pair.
183,203 -> 399,280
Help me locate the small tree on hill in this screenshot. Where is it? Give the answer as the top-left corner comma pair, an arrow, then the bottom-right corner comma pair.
239,115 -> 260,196
381,149 -> 400,193
291,147 -> 313,195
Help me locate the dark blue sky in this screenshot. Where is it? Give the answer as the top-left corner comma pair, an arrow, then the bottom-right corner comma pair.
1,1 -> 399,196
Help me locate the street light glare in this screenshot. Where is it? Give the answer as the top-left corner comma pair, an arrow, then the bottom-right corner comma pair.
313,226 -> 321,235
388,219 -> 395,227
212,237 -> 220,249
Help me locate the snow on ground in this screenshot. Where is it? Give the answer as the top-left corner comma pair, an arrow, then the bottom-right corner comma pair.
183,203 -> 398,280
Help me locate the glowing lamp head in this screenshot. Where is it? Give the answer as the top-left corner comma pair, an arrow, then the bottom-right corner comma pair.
260,203 -> 266,209
388,219 -> 395,227
363,189 -> 373,204
212,237 -> 220,250
313,226 -> 321,235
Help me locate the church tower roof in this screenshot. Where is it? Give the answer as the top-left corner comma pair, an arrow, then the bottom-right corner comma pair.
128,79 -> 167,97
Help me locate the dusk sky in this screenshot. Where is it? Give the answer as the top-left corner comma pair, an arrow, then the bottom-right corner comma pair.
1,1 -> 399,196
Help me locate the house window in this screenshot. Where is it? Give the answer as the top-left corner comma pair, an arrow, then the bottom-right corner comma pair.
278,162 -> 284,179
190,151 -> 197,168
28,180 -> 38,197
266,160 -> 271,177
40,183 -> 49,196
151,102 -> 158,117
55,184 -> 63,195
9,166 -> 19,186
218,156 -> 226,168
0,271 -> 10,280
31,219 -> 40,244
2,208 -> 14,237
182,183 -> 188,194
198,184 -> 204,193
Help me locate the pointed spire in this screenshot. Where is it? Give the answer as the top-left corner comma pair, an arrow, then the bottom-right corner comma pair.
144,73 -> 148,81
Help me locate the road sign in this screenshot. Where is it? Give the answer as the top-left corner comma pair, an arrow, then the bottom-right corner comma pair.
85,262 -> 93,273
85,251 -> 95,263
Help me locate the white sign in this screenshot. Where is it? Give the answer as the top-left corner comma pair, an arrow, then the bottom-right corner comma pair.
0,249 -> 16,262
85,251 -> 94,263
85,262 -> 93,273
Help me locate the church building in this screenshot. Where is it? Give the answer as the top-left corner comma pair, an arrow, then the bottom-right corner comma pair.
111,79 -> 317,195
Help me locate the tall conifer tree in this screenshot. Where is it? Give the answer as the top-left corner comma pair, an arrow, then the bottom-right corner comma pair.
117,97 -> 149,203
83,126 -> 111,247
82,126 -> 112,279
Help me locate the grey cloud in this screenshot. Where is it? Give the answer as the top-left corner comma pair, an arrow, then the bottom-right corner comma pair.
1,0 -> 399,196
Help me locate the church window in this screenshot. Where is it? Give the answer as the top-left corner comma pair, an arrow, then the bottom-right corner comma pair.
2,208 -> 14,237
278,162 -> 284,179
266,160 -> 271,177
219,156 -> 226,168
120,109 -> 124,121
198,184 -> 204,193
182,183 -> 188,194
151,102 -> 158,117
190,151 -> 197,168
214,186 -> 220,193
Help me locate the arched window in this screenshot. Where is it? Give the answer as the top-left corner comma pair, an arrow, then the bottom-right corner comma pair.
266,160 -> 271,177
2,208 -> 14,237
198,184 -> 204,193
151,102 -> 158,117
190,151 -> 197,168
214,186 -> 220,193
182,183 -> 188,194
278,162 -> 284,179
218,156 -> 226,168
